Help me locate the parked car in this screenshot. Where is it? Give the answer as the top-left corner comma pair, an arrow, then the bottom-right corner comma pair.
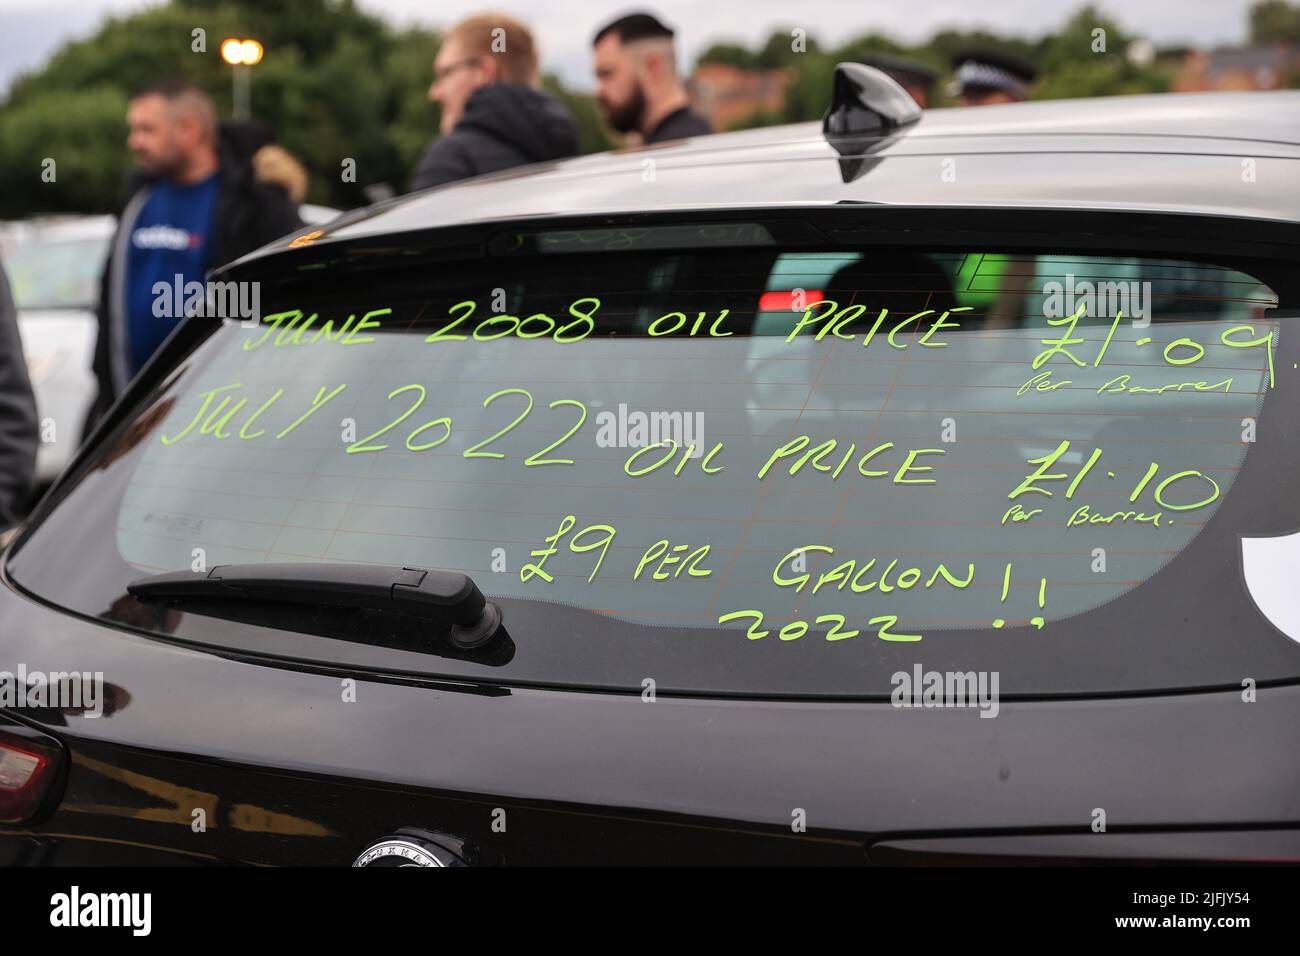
1,216 -> 114,486
299,203 -> 343,227
1,69 -> 1298,865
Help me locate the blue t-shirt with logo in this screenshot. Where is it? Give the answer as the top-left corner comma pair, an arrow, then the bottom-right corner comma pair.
124,173 -> 221,374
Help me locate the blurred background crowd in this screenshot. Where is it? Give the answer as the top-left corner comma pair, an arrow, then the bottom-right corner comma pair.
2,0 -> 1298,216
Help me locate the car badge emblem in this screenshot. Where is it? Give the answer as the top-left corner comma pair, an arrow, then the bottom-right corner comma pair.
353,830 -> 467,867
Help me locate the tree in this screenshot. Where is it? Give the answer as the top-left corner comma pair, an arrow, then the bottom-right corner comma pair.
1031,6 -> 1167,99
757,29 -> 820,68
832,33 -> 911,64
697,43 -> 758,70
0,88 -> 130,216
1250,0 -> 1300,44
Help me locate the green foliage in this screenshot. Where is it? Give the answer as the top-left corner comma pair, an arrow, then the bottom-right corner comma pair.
6,6 -> 236,111
778,56 -> 837,123
756,29 -> 820,68
542,76 -> 615,156
925,29 -> 1038,71
1250,0 -> 1300,43
700,2 -> 1183,125
0,87 -> 130,217
1028,6 -> 1167,98
698,43 -> 759,70
723,108 -> 785,132
1032,59 -> 1169,100
833,34 -> 915,65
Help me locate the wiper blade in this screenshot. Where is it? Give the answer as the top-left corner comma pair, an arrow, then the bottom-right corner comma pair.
128,563 -> 501,649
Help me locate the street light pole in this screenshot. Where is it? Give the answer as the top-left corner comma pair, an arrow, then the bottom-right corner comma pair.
220,38 -> 263,120
233,66 -> 250,120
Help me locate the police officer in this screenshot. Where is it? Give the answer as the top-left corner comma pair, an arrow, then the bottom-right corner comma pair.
949,50 -> 1037,106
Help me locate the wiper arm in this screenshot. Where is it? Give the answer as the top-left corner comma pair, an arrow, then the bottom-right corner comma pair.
128,563 -> 502,649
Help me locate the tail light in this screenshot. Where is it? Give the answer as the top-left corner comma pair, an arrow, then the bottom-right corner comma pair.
0,719 -> 65,825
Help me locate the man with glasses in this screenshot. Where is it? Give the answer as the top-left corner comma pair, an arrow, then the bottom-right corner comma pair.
410,13 -> 579,192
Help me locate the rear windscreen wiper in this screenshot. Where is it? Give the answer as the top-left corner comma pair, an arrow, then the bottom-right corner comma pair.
128,563 -> 501,649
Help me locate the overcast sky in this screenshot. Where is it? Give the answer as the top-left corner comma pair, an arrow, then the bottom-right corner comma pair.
0,0 -> 1264,95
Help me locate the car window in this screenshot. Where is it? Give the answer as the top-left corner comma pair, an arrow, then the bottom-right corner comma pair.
3,236 -> 110,310
7,244 -> 1297,697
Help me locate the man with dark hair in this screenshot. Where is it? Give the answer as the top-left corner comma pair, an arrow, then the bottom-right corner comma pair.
592,12 -> 712,144
411,12 -> 579,191
91,79 -> 302,419
0,259 -> 37,531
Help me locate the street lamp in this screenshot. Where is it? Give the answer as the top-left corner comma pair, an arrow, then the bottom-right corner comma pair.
220,38 -> 264,120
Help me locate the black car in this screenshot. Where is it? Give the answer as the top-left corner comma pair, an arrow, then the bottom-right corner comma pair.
3,66 -> 1299,866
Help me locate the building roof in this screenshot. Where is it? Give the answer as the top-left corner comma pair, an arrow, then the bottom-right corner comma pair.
305,91 -> 1300,252
1201,44 -> 1293,76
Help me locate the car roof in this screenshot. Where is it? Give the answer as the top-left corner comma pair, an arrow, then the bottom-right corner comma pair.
305,91 -> 1300,251
0,214 -> 116,246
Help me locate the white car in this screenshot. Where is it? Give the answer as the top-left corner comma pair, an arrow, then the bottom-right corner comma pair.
1,215 -> 114,486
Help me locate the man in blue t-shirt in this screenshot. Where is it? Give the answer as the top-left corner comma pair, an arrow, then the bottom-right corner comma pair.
92,79 -> 303,417
124,170 -> 221,374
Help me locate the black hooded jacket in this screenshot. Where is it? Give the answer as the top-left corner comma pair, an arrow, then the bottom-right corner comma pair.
91,126 -> 302,419
411,84 -> 579,192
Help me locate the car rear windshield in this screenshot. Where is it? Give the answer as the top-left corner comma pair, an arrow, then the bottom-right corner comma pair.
8,241 -> 1299,697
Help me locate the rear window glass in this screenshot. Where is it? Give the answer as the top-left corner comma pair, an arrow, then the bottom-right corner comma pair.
9,245 -> 1299,697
